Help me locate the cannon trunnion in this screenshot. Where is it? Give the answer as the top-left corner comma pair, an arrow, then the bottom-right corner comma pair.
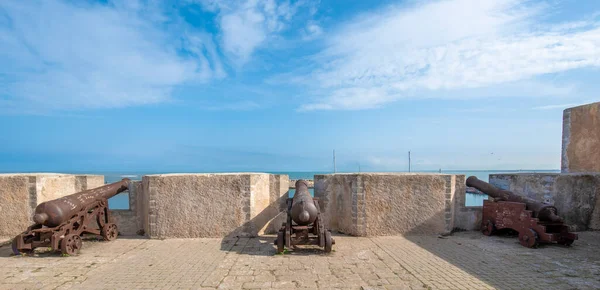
274,179 -> 334,253
466,176 -> 578,248
11,178 -> 130,256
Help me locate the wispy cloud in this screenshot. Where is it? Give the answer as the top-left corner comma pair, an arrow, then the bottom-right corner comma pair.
198,0 -> 312,65
300,21 -> 323,41
0,0 -> 223,111
295,0 -> 600,111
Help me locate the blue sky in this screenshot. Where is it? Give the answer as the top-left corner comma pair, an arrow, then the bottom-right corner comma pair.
0,0 -> 599,173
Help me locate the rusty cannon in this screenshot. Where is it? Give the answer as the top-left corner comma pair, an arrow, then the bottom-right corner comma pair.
274,179 -> 334,253
466,176 -> 578,248
11,178 -> 130,256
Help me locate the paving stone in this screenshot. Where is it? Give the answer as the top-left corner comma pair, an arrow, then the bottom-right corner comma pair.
1,233 -> 600,289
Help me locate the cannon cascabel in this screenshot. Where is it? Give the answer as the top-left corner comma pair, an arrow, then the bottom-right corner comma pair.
33,178 -> 130,227
291,179 -> 318,226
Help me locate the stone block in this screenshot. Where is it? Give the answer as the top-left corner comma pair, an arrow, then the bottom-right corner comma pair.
314,173 -> 464,236
0,173 -> 105,237
562,102 -> 600,173
490,173 -> 600,231
142,173 -> 288,238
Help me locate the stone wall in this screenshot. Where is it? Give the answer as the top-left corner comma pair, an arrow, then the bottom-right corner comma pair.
142,173 -> 288,239
314,173 -> 465,236
109,180 -> 145,236
0,174 -> 104,238
562,102 -> 600,173
490,173 -> 600,231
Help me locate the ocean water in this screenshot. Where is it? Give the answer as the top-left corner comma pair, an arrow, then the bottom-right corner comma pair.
103,170 -> 560,210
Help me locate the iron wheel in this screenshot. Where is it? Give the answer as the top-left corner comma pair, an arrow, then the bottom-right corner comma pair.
324,231 -> 333,253
481,220 -> 495,236
276,231 -> 285,254
101,223 -> 119,241
518,228 -> 539,248
61,234 -> 82,256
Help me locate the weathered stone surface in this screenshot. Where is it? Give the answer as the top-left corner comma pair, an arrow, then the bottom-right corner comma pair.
562,101 -> 600,173
0,173 -> 105,237
261,174 -> 289,235
453,207 -> 483,231
109,180 -> 144,236
453,175 -> 483,231
490,173 -> 600,231
0,176 -> 31,238
289,179 -> 314,188
315,173 -> 464,236
142,173 -> 288,238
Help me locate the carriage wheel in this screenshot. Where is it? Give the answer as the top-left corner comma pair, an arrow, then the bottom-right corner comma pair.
324,231 -> 333,253
518,228 -> 539,248
481,220 -> 495,236
276,231 -> 285,254
101,223 -> 118,241
61,234 -> 82,255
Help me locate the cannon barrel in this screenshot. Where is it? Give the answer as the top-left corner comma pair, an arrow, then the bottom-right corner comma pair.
33,178 -> 131,227
290,179 -> 319,226
466,176 -> 563,223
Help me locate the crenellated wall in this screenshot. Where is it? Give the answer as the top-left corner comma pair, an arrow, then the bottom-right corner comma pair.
4,171 -> 600,240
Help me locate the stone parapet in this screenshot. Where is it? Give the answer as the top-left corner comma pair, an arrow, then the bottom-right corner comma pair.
141,173 -> 288,238
490,173 -> 600,231
314,173 -> 465,236
0,173 -> 104,237
562,102 -> 600,173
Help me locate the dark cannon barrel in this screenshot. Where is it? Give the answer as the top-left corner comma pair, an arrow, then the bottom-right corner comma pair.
291,179 -> 319,226
33,178 -> 130,227
466,176 -> 563,223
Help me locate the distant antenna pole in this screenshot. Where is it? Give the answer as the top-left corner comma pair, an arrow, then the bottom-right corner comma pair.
408,151 -> 411,172
358,163 -> 361,172
333,150 -> 336,173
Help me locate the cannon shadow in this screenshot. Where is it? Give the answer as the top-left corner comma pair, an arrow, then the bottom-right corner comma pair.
392,191 -> 597,290
0,233 -> 146,258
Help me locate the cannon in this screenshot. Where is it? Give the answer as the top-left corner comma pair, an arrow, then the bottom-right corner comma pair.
274,179 -> 334,253
11,178 -> 130,256
466,176 -> 578,248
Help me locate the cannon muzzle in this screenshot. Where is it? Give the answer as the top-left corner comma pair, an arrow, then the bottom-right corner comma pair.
33,178 -> 131,227
291,179 -> 319,226
466,176 -> 563,223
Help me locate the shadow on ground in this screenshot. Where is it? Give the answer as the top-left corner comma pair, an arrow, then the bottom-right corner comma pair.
0,234 -> 146,258
392,207 -> 600,290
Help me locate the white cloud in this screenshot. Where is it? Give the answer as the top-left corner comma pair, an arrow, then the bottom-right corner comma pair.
0,0 -> 223,111
301,21 -> 323,41
297,0 -> 600,111
199,0 -> 309,65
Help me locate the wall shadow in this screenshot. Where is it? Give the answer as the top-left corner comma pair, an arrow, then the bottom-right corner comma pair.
219,185 -> 337,257
398,191 -> 591,290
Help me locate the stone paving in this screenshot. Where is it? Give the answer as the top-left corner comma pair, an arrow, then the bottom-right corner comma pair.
1,231 -> 600,290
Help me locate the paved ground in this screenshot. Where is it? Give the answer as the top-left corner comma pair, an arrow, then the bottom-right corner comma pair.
1,231 -> 600,290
